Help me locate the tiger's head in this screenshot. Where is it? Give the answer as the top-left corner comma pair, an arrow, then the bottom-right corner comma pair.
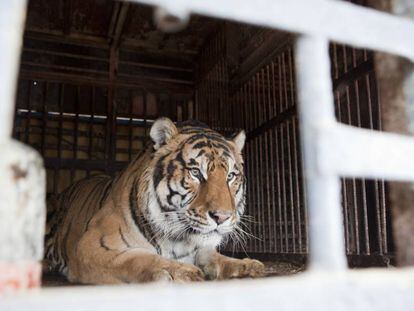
148,117 -> 246,246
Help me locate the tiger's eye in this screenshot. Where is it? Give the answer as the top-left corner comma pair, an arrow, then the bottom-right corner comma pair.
190,168 -> 201,178
227,172 -> 236,181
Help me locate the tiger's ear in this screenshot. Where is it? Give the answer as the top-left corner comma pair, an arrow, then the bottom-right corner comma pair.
232,130 -> 246,152
150,117 -> 178,150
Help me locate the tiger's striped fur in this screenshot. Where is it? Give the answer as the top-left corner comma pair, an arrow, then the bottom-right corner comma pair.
44,118 -> 264,283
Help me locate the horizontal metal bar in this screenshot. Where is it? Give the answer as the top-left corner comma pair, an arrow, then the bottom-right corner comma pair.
247,106 -> 296,141
130,0 -> 414,61
16,110 -> 155,126
3,269 -> 414,310
44,158 -> 129,171
318,123 -> 414,181
19,70 -> 194,93
333,58 -> 374,93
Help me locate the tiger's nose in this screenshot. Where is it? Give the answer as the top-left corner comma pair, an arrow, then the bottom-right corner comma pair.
208,211 -> 231,225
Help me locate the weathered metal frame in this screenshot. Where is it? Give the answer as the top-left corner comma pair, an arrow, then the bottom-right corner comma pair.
2,0 -> 414,307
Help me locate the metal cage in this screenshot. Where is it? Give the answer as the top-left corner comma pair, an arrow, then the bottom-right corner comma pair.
2,0 -> 414,309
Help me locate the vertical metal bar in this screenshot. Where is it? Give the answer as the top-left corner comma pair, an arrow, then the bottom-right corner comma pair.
277,55 -> 284,253
268,63 -> 277,253
88,87 -> 95,178
263,65 -> 272,252
286,120 -> 296,252
295,36 -> 346,270
211,59 -> 216,128
127,91 -> 132,160
292,118 -> 303,252
206,42 -> 211,125
363,72 -> 382,255
143,91 -> 148,137
298,112 -> 309,254
345,84 -> 360,255
57,84 -> 64,194
261,67 -> 271,253
244,82 -> 252,251
218,34 -> 223,128
373,71 -> 388,254
287,48 -> 297,252
274,124 -> 283,253
332,43 -> 339,80
242,87 -> 249,252
352,49 -> 370,255
242,84 -> 250,251
217,49 -> 223,129
25,82 -> 32,144
252,76 -> 261,252
71,86 -> 79,183
341,44 -> 360,256
256,72 -> 265,251
249,81 -> 258,252
41,82 -> 48,158
280,123 -> 288,252
280,54 -> 289,252
336,91 -> 350,255
0,0 -> 28,141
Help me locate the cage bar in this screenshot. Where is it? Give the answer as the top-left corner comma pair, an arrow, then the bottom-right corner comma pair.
0,0 -> 28,141
295,35 -> 346,270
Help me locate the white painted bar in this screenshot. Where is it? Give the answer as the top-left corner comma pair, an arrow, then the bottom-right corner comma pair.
3,269 -> 414,310
295,36 -> 346,270
0,140 -> 46,262
318,124 -> 414,181
0,0 -> 27,141
128,0 -> 414,61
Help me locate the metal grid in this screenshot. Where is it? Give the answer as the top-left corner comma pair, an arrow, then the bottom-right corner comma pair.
194,27 -> 393,265
13,78 -> 192,196
331,44 -> 391,261
233,48 -> 307,257
194,28 -> 231,131
2,0 -> 414,308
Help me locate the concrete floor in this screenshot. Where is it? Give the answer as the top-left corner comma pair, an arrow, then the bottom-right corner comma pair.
41,261 -> 305,286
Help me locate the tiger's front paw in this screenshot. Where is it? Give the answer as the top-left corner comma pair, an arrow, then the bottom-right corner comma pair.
154,262 -> 205,283
203,257 -> 265,280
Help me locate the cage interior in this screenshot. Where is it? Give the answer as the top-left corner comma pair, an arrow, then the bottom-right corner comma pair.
13,0 -> 394,285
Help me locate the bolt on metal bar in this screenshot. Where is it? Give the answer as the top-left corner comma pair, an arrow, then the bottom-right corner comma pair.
295,35 -> 347,270
0,0 -> 28,141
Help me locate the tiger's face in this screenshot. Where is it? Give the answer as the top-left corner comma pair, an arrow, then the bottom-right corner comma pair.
149,118 -> 246,243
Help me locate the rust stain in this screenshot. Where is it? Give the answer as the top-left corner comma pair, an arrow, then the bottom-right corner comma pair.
11,164 -> 28,181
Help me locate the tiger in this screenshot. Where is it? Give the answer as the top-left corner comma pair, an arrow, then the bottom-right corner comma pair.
44,117 -> 265,283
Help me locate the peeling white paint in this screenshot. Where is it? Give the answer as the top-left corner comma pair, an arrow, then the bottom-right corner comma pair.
0,140 -> 46,262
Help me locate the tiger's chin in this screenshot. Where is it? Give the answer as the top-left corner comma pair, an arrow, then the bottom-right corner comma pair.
188,225 -> 234,236
185,225 -> 235,248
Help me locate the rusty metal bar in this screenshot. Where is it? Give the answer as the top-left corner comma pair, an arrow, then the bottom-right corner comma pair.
256,72 -> 266,251
25,82 -> 32,145
87,87 -> 95,178
262,67 -> 271,252
40,83 -> 47,158
266,63 -> 277,253
128,91 -> 133,161
352,48 -> 370,255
